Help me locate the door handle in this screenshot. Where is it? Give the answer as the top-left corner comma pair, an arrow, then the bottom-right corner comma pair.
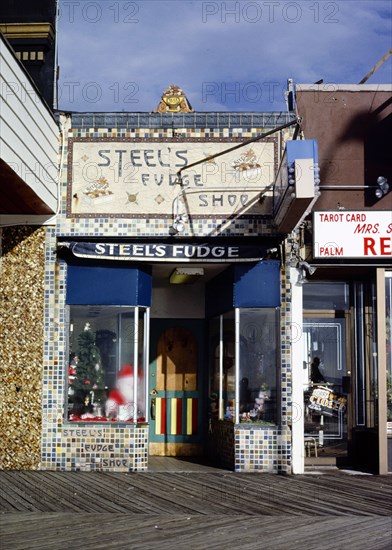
151,398 -> 156,420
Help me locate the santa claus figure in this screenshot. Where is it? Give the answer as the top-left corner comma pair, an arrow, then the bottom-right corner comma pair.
105,364 -> 144,421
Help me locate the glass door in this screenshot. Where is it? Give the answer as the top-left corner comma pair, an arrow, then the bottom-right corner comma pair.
302,317 -> 349,456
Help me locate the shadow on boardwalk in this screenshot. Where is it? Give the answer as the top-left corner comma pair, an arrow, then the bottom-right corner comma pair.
1,467 -> 391,549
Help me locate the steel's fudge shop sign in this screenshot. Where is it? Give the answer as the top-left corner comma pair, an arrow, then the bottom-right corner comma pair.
62,428 -> 129,470
67,138 -> 276,218
62,242 -> 268,263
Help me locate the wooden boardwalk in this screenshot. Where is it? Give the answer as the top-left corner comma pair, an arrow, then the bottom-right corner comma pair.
1,465 -> 391,549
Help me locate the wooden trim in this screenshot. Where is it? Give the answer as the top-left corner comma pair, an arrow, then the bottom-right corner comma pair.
364,301 -> 375,428
377,269 -> 388,475
345,311 -> 354,442
0,23 -> 54,40
303,310 -> 338,318
149,442 -> 203,456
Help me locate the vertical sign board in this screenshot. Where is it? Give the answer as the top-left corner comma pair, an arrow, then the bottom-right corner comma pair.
313,211 -> 392,259
273,140 -> 319,233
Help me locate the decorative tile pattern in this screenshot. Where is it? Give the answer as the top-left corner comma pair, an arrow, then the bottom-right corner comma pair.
234,425 -> 291,473
41,425 -> 149,472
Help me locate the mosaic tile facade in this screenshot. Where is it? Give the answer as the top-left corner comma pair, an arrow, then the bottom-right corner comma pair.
234,425 -> 291,473
40,113 -> 295,472
53,425 -> 148,472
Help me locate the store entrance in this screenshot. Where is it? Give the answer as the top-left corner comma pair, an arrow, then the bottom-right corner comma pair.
149,319 -> 206,456
147,262 -> 224,457
303,314 -> 350,463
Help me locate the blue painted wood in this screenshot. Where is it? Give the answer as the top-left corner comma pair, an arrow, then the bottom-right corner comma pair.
206,260 -> 280,316
66,264 -> 152,305
234,261 -> 280,307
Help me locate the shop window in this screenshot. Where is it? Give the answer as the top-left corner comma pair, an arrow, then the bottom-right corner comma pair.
67,305 -> 146,423
303,283 -> 349,310
239,308 -> 278,425
208,308 -> 278,425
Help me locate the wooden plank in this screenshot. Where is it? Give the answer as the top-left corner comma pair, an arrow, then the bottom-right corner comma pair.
156,327 -> 197,391
1,513 -> 391,550
1,470 -> 391,518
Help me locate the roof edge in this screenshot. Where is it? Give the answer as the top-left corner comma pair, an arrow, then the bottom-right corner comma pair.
296,83 -> 392,92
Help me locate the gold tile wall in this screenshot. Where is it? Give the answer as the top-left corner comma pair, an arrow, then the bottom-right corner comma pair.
0,226 -> 46,469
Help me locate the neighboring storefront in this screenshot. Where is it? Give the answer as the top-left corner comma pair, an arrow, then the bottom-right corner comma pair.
295,84 -> 392,474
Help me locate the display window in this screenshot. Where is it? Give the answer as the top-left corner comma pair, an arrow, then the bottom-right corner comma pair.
209,308 -> 279,425
239,308 -> 278,424
67,305 -> 147,422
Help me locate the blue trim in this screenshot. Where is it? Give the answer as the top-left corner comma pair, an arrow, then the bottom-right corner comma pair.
66,264 -> 152,306
206,261 -> 280,317
286,139 -> 318,164
234,261 -> 280,307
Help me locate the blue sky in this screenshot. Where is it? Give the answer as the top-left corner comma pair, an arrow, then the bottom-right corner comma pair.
57,0 -> 392,112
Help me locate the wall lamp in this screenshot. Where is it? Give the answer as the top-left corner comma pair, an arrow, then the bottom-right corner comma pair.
298,260 -> 317,276
169,214 -> 188,236
296,261 -> 317,285
297,269 -> 307,285
375,176 -> 389,199
290,254 -> 317,285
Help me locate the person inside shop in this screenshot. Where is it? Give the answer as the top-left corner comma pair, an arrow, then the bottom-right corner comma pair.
310,356 -> 326,384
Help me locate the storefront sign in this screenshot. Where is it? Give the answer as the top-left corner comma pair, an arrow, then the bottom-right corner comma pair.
62,430 -> 130,470
61,241 -> 271,262
67,138 -> 276,218
314,211 -> 392,258
308,386 -> 347,417
63,428 -> 104,437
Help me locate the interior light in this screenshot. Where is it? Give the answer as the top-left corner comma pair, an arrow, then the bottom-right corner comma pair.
169,267 -> 204,284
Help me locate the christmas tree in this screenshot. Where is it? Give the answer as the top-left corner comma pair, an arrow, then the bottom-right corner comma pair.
72,323 -> 106,412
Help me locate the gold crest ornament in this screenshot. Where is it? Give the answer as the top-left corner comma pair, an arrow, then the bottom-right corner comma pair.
155,84 -> 193,113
